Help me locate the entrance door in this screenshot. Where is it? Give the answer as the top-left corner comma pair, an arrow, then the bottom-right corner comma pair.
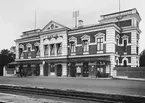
56,64 -> 62,76
83,62 -> 89,77
70,62 -> 76,77
44,63 -> 48,76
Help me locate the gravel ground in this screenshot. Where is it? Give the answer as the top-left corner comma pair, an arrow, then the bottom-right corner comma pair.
0,93 -> 73,103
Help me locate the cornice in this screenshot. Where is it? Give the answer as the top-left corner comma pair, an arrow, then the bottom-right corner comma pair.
68,23 -> 120,35
15,36 -> 40,43
39,28 -> 69,35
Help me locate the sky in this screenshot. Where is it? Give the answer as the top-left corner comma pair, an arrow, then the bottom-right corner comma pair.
0,0 -> 144,53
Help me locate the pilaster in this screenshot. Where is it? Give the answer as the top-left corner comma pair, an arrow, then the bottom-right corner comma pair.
62,63 -> 67,76
16,42 -> 19,59
106,28 -> 116,53
39,64 -> 44,76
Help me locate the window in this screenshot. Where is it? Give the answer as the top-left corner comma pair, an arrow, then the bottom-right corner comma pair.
50,44 -> 55,55
123,39 -> 127,52
44,45 -> 48,55
27,47 -> 31,57
19,48 -> 23,58
116,59 -> 119,66
70,42 -> 75,53
116,38 -> 119,45
97,37 -> 103,51
123,60 -> 127,67
50,64 -> 55,72
35,46 -> 40,56
56,43 -> 62,55
83,40 -> 88,52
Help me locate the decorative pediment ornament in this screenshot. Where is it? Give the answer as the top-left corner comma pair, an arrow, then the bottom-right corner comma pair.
19,44 -> 24,49
26,43 -> 32,48
116,34 -> 120,39
122,35 -> 128,39
34,42 -> 40,46
81,34 -> 90,40
41,20 -> 69,31
95,32 -> 105,37
69,36 -> 77,41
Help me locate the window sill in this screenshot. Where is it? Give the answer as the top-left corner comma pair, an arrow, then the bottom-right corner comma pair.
124,52 -> 127,55
20,57 -> 23,59
28,56 -> 31,59
83,52 -> 89,54
70,53 -> 76,55
97,51 -> 103,54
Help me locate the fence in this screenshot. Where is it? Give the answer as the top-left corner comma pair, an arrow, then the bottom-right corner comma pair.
114,67 -> 145,78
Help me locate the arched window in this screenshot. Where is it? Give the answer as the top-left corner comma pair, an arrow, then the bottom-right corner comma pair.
116,59 -> 119,66
19,44 -> 24,59
26,43 -> 32,58
34,42 -> 40,56
123,60 -> 127,67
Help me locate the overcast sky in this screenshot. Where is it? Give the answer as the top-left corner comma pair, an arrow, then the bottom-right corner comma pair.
0,0 -> 144,53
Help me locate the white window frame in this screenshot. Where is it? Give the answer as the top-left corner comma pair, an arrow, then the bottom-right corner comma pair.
34,42 -> 40,57
44,44 -> 49,56
122,35 -> 128,54
26,43 -> 32,58
81,34 -> 90,54
95,33 -> 105,53
121,57 -> 128,66
69,36 -> 77,55
116,34 -> 120,46
19,44 -> 24,59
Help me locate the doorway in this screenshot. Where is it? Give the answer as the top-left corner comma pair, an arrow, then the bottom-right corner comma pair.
83,62 -> 89,77
56,64 -> 62,76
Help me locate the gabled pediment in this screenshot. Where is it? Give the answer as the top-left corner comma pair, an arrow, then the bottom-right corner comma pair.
41,20 -> 69,31
81,34 -> 90,40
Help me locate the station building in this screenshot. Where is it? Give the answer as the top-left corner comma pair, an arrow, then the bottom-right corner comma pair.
14,8 -> 141,77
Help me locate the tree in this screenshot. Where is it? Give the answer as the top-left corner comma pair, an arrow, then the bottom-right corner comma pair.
0,49 -> 15,75
139,49 -> 145,67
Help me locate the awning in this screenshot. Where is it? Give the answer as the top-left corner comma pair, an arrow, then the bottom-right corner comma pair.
44,58 -> 68,63
68,56 -> 110,63
8,61 -> 20,65
19,60 -> 42,64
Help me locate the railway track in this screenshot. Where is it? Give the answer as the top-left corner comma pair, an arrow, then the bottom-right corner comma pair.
0,85 -> 145,103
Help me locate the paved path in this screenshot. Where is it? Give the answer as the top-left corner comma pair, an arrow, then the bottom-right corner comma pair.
0,76 -> 145,96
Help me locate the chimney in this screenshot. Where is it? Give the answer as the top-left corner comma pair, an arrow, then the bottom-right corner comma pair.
78,20 -> 83,27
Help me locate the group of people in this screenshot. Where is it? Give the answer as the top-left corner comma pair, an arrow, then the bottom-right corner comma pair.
16,66 -> 27,77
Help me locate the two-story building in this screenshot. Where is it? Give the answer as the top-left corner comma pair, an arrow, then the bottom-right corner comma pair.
14,8 -> 141,77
